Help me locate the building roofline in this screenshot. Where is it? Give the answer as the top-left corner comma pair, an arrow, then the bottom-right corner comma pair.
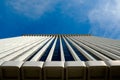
22,34 -> 91,36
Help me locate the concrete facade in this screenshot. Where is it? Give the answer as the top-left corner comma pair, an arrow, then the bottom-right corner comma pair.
0,34 -> 120,80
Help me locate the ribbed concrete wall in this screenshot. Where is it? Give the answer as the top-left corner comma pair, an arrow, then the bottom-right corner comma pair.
0,35 -> 120,80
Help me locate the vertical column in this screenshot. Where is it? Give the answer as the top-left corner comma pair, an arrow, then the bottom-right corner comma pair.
106,60 -> 120,80
21,61 -> 44,80
61,37 -> 74,61
86,61 -> 108,80
46,37 -> 57,61
0,60 -> 4,80
67,37 -> 96,61
14,37 -> 51,61
30,37 -> 54,61
1,61 -> 23,80
60,36 -> 65,61
0,37 -> 46,61
63,37 -> 81,61
43,61 -> 64,80
71,37 -> 112,61
52,37 -> 61,61
0,37 -> 43,59
78,38 -> 120,59
65,61 -> 86,80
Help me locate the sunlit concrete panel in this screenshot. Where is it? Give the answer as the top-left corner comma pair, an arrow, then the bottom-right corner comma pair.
1,61 -> 23,80
86,61 -> 108,80
21,61 -> 44,80
65,61 -> 86,80
106,60 -> 120,80
43,61 -> 64,80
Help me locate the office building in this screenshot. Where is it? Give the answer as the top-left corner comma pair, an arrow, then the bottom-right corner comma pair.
0,34 -> 120,80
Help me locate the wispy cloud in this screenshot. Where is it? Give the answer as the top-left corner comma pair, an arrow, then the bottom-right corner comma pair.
6,0 -> 120,39
88,0 -> 120,39
6,0 -> 88,21
6,0 -> 59,19
59,0 -> 94,22
61,0 -> 120,39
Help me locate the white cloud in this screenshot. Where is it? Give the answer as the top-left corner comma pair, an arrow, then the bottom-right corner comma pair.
60,0 -> 91,22
6,0 -> 59,19
5,0 -> 120,39
6,0 -> 89,21
89,0 -> 120,39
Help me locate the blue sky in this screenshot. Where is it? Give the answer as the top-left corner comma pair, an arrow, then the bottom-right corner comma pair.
0,0 -> 120,39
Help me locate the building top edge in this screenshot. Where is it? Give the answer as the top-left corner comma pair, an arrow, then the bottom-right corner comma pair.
22,34 -> 91,36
